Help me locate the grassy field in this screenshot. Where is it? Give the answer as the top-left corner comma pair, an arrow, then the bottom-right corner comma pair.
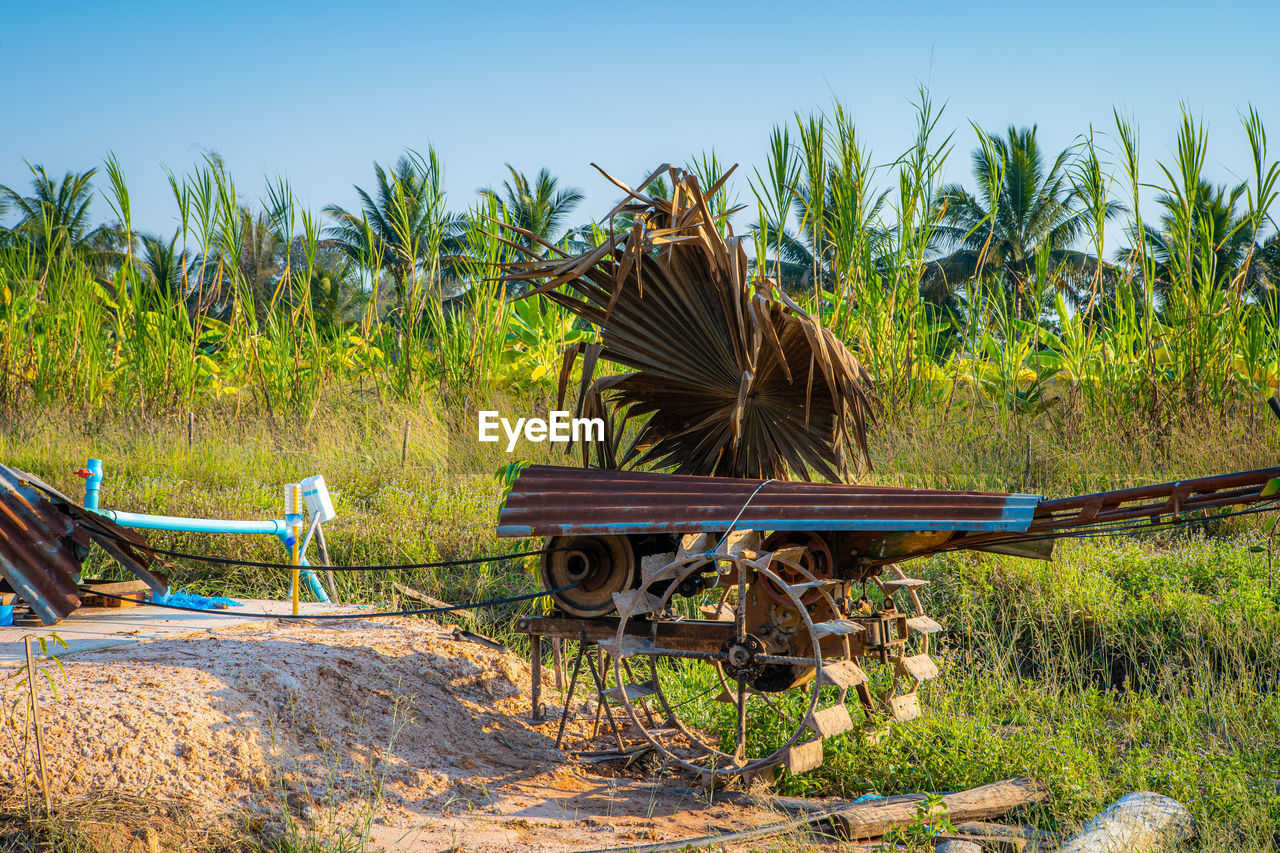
2,395 -> 1279,850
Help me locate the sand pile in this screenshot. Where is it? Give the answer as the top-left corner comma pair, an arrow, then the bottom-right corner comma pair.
0,618 -> 568,820
0,616 -> 788,851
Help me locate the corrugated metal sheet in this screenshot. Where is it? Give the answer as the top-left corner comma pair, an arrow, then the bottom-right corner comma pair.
0,465 -> 87,624
497,465 -> 1041,537
0,464 -> 164,625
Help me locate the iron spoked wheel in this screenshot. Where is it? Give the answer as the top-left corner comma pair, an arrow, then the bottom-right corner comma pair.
540,534 -> 635,617
608,552 -> 854,779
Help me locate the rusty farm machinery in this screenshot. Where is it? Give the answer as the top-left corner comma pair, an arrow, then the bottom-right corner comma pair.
500,463 -> 1280,781
489,164 -> 1280,781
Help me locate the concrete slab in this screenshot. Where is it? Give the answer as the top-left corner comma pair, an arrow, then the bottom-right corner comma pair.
0,599 -> 370,666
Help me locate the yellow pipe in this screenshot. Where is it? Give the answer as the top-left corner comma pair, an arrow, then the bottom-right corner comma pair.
291,531 -> 300,616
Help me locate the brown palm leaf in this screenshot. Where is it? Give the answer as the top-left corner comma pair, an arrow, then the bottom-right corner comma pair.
500,164 -> 876,482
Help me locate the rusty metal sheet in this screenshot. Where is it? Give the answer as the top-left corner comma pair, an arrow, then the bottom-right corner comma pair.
0,465 -> 86,624
498,465 -> 1041,538
944,466 -> 1280,557
0,464 -> 162,626
1030,466 -> 1280,529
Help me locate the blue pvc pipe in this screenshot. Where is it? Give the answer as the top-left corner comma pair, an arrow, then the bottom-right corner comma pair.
83,458 -> 103,511
85,458 -> 332,605
98,509 -> 288,536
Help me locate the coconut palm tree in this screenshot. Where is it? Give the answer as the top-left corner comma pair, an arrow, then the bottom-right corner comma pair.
0,164 -> 117,270
1127,180 -> 1276,300
139,230 -> 193,301
308,256 -> 366,334
929,126 -> 1119,313
235,206 -> 285,311
324,148 -> 460,312
483,166 -> 583,253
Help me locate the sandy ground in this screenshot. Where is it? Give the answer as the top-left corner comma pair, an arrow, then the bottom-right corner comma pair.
0,615 -> 806,851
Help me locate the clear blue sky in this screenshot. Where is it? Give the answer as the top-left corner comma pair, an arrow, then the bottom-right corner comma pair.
2,0 -> 1277,236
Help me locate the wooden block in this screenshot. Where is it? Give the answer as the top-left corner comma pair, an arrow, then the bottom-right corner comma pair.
699,601 -> 735,620
603,680 -> 659,703
887,692 -> 921,722
812,618 -> 864,639
808,704 -> 855,737
881,577 -> 930,591
741,763 -> 779,788
676,533 -> 713,560
767,546 -> 809,570
896,653 -> 940,682
716,529 -> 761,557
820,659 -> 868,688
598,636 -> 656,657
640,552 -> 677,583
905,615 -> 942,635
612,589 -> 664,616
783,738 -> 824,773
787,578 -> 840,597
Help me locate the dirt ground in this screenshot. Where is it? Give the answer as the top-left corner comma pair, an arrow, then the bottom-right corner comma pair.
0,615 -> 816,852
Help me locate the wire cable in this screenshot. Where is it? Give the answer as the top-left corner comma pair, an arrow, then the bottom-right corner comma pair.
706,478 -> 776,557
78,584 -> 575,620
78,520 -> 559,571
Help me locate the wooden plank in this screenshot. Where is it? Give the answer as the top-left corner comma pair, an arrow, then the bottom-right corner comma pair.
82,590 -> 146,608
81,579 -> 149,595
827,776 -> 1048,840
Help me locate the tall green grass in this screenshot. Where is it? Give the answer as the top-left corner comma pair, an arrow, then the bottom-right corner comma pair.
1,99 -> 1277,424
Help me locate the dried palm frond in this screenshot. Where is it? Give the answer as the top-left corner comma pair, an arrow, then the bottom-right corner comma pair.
500,164 -> 876,482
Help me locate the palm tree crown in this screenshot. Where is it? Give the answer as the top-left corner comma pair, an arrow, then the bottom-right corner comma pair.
1129,180 -> 1276,299
324,149 -> 458,310
0,164 -> 115,269
930,126 -> 1118,310
484,165 -> 583,252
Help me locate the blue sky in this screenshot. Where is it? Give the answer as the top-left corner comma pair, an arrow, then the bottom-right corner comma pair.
2,0 -> 1277,236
